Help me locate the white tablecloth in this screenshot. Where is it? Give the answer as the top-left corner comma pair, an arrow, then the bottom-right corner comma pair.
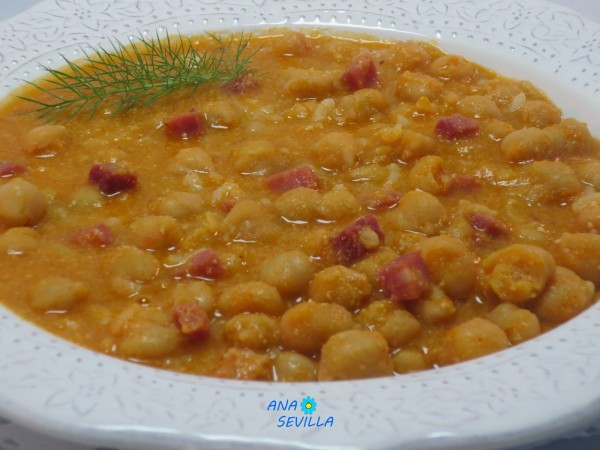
0,0 -> 599,449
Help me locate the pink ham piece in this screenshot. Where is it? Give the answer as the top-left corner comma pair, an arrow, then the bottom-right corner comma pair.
466,211 -> 510,237
377,251 -> 430,302
68,224 -> 113,247
186,249 -> 225,280
265,165 -> 319,193
88,163 -> 137,196
223,74 -> 259,94
363,188 -> 402,211
331,215 -> 384,265
447,173 -> 480,192
172,301 -> 210,340
435,114 -> 479,139
340,54 -> 379,91
164,111 -> 205,138
0,162 -> 25,178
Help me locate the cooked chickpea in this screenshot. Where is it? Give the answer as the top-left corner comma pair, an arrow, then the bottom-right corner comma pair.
352,247 -> 399,286
520,100 -> 561,128
571,158 -> 600,190
259,250 -> 315,297
572,193 -> 600,232
408,155 -> 446,195
284,68 -> 336,99
527,160 -> 582,202
483,244 -> 555,304
500,128 -> 554,162
395,71 -> 443,102
153,191 -> 205,218
274,351 -> 317,382
203,100 -> 241,128
274,187 -> 322,222
320,185 -> 361,220
172,147 -> 215,173
444,318 -> 510,364
456,95 -> 501,119
30,277 -> 88,312
429,54 -> 478,82
555,232 -> 600,285
217,281 -> 285,317
532,266 -> 593,323
410,286 -> 457,324
487,303 -> 541,344
107,245 -> 160,282
23,124 -> 67,155
338,89 -> 388,123
0,178 -> 47,228
114,306 -> 182,359
544,118 -> 594,155
355,299 -> 397,329
388,190 -> 446,236
420,236 -> 477,298
233,140 -> 290,175
318,330 -> 393,381
170,281 -> 215,314
309,265 -> 372,311
311,131 -> 357,172
388,40 -> 432,71
0,227 -> 38,255
279,301 -> 354,354
224,313 -> 279,350
221,199 -> 278,241
129,215 -> 181,250
391,130 -> 436,162
392,350 -> 428,373
214,348 -> 272,381
378,310 -> 421,348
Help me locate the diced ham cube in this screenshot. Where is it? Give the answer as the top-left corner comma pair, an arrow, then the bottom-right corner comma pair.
265,165 -> 319,193
435,114 -> 479,139
340,54 -> 379,91
377,251 -> 430,302
447,173 -> 480,192
173,301 -> 210,340
467,211 -> 510,237
363,188 -> 402,210
186,249 -> 225,280
68,224 -> 113,247
88,163 -> 137,196
0,162 -> 26,178
331,215 -> 385,265
223,74 -> 259,94
164,112 -> 205,138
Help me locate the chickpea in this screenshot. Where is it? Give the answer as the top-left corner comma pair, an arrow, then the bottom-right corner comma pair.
284,68 -> 336,99
408,155 -> 447,195
172,147 -> 215,173
483,244 -> 555,304
213,348 -> 272,381
318,330 -> 393,381
395,71 -> 443,102
410,286 -> 457,324
274,187 -> 322,222
271,31 -> 311,56
487,303 -> 541,344
429,54 -> 479,83
129,215 -> 182,250
456,95 -> 501,119
224,313 -> 279,350
311,131 -> 357,172
419,236 -> 477,298
392,350 -> 428,374
571,158 -> 600,190
169,281 -> 215,314
387,190 -> 446,236
217,281 -> 285,317
391,130 -> 436,162
259,250 -> 315,297
30,277 -> 88,312
106,245 -> 160,282
233,140 -> 290,175
500,128 -> 554,162
387,40 -> 433,71
555,232 -> 600,285
352,247 -> 399,287
203,100 -> 241,128
112,305 -> 182,359
221,199 -> 278,242
532,266 -> 593,323
520,100 -> 561,128
544,118 -> 594,155
23,124 -> 67,155
443,318 -> 510,364
337,88 -> 388,123
527,160 -> 582,202
0,178 -> 47,228
355,299 -> 397,329
153,191 -> 205,218
309,265 -> 372,311
279,301 -> 354,354
378,310 -> 421,348
320,185 -> 361,220
572,193 -> 600,232
0,227 -> 38,255
274,351 -> 318,382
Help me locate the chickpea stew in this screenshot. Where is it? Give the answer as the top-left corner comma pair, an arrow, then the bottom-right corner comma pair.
0,30 -> 598,382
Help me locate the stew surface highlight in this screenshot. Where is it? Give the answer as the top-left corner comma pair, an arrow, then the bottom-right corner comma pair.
0,30 -> 599,381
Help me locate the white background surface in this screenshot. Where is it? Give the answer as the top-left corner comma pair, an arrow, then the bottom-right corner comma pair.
0,0 -> 599,449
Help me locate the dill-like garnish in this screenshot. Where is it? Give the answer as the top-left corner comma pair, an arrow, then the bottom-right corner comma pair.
18,31 -> 254,120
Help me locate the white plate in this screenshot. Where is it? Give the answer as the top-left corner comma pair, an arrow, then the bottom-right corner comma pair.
1,1 -> 600,449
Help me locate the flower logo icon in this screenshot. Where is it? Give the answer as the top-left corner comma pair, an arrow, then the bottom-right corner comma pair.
300,396 -> 317,415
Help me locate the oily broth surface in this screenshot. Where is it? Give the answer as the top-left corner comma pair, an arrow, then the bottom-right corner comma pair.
0,30 -> 598,381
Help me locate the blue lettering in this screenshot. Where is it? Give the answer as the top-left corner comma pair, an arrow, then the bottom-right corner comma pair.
267,400 -> 277,411
289,400 -> 297,410
277,416 -> 286,427
285,416 -> 295,428
277,400 -> 289,410
325,416 -> 334,427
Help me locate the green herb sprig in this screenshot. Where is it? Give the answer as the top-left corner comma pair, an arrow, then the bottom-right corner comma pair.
18,31 -> 254,120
